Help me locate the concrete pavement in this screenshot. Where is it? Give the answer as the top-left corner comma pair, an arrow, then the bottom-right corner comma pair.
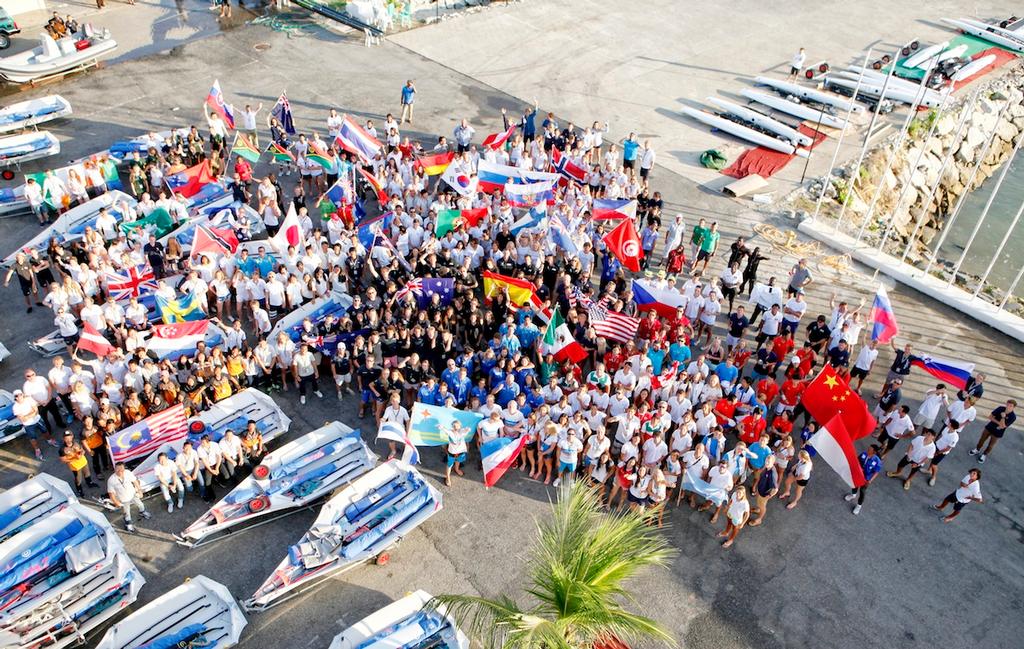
0,4 -> 1022,648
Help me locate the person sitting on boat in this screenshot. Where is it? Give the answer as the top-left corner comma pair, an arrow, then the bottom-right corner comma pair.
46,12 -> 68,39
241,420 -> 265,464
65,15 -> 79,36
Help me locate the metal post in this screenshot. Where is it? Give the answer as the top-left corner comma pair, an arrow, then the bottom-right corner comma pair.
873,86 -> 954,254
799,104 -> 826,184
974,197 -> 1024,299
998,261 -> 1024,309
945,130 -> 1024,288
810,48 -> 872,222
923,101 -> 1010,276
899,89 -> 981,264
833,41 -> 913,234
853,57 -> 940,245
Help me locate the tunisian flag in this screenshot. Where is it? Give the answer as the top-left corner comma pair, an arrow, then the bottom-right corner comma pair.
808,415 -> 867,488
799,365 -> 876,440
602,217 -> 644,272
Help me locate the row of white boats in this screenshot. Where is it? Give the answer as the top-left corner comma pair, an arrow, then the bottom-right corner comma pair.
682,15 -> 1023,156
0,94 -> 70,170
1,427 -> 456,648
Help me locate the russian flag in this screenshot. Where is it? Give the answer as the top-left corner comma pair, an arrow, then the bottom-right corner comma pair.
632,279 -> 687,318
807,415 -> 866,488
910,354 -> 975,390
870,284 -> 900,343
206,80 -> 235,129
335,115 -> 382,161
478,160 -> 560,193
503,180 -> 554,208
481,436 -> 528,488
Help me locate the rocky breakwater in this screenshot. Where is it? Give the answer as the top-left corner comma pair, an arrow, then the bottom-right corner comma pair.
801,61 -> 1024,267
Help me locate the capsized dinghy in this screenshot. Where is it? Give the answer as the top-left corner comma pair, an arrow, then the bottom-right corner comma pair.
0,95 -> 71,134
243,461 -> 442,612
328,590 -> 469,649
180,422 -> 377,547
96,575 -> 246,649
0,473 -> 76,543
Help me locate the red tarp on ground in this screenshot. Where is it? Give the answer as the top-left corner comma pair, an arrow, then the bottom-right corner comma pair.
721,124 -> 827,179
953,46 -> 1019,91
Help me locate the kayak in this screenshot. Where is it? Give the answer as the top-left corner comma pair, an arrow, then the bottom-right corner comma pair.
96,575 -> 246,649
328,590 -> 469,649
243,461 -> 442,612
180,422 -> 376,547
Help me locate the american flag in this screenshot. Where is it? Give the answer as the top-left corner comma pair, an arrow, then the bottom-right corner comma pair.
106,403 -> 188,464
570,285 -> 639,343
106,265 -> 158,302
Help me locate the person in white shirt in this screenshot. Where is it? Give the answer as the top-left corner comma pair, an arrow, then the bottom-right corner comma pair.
198,435 -> 229,499
879,405 -> 915,458
934,468 -> 983,522
583,428 -> 611,477
913,384 -> 949,433
781,290 -> 807,336
553,429 -> 583,487
107,463 -> 151,532
641,430 -> 668,467
704,459 -> 735,523
219,430 -> 245,477
925,420 -> 960,486
175,440 -> 205,500
778,450 -> 813,510
241,102 -> 263,144
718,486 -> 750,549
756,303 -> 784,350
292,343 -> 322,405
886,430 -> 936,490
789,47 -> 807,78
849,339 -> 879,392
154,452 -> 184,512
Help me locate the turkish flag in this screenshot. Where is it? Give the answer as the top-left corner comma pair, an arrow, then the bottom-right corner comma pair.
602,217 -> 644,272
799,365 -> 877,439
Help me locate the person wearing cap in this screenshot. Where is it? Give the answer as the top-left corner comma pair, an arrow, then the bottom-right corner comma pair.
107,462 -> 151,532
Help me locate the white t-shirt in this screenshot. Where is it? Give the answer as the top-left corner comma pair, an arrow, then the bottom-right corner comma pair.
955,476 -> 981,503
906,436 -> 936,464
727,495 -> 750,525
585,434 -> 610,460
782,298 -> 806,324
682,450 -> 709,474
479,418 -> 502,443
854,346 -> 878,371
708,466 -> 733,490
885,414 -> 914,439
935,428 -> 959,454
641,438 -> 668,466
154,461 -> 179,484
760,311 -> 783,336
107,470 -> 140,502
558,437 -> 583,464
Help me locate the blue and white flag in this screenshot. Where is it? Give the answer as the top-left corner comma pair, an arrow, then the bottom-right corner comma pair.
681,467 -> 728,506
377,421 -> 419,465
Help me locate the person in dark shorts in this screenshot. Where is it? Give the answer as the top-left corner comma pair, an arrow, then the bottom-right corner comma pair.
969,399 -> 1016,463
3,251 -> 42,313
934,469 -> 982,523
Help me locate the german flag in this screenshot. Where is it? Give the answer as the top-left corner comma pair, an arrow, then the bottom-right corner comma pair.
416,151 -> 454,176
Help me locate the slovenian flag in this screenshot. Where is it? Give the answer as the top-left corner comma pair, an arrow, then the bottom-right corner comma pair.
206,79 -> 235,129
870,284 -> 899,343
335,115 -> 382,161
910,354 -> 975,390
481,436 -> 528,488
807,415 -> 866,488
632,279 -> 687,318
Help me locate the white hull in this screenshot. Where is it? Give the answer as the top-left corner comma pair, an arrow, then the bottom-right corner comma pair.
0,131 -> 59,167
681,106 -> 802,156
824,75 -> 945,108
956,17 -> 1024,45
160,203 -> 267,254
181,422 -> 376,545
268,289 -> 355,344
942,18 -> 1024,53
243,461 -> 443,611
754,76 -> 864,113
0,32 -> 118,84
0,95 -> 72,133
838,67 -> 928,91
739,90 -> 846,129
0,473 -> 76,542
951,54 -> 998,82
902,41 -> 948,68
918,44 -> 970,70
96,575 -> 246,649
706,97 -> 813,146
328,591 -> 470,649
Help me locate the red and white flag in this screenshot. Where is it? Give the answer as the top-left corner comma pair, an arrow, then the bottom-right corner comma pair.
482,124 -> 516,151
807,415 -> 867,488
146,320 -> 210,356
571,287 -> 639,343
77,322 -> 116,357
602,217 -> 644,272
482,436 -> 528,488
106,403 -> 189,464
271,203 -> 305,255
190,222 -> 239,259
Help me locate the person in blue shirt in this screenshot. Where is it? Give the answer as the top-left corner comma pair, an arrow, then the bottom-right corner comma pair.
514,358 -> 537,390
399,80 -> 416,124
493,374 -> 521,408
669,339 -> 692,365
478,349 -> 498,381
488,361 -> 506,389
253,248 -> 275,278
440,359 -> 460,391
434,382 -> 453,406
469,377 -> 489,407
647,343 -> 667,376
845,444 -> 883,515
640,223 -> 659,270
599,251 -> 621,293
235,249 -> 256,277
526,386 -> 544,412
455,349 -> 476,377
514,392 -> 533,418
451,367 -> 472,407
487,334 -> 503,355
516,317 -> 541,349
715,358 -> 740,392
416,376 -> 438,405
622,132 -> 640,169
518,99 -> 539,140
500,330 -> 521,356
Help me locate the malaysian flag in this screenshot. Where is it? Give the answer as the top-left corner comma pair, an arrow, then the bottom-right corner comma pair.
106,265 -> 158,301
106,404 -> 188,464
570,286 -> 639,343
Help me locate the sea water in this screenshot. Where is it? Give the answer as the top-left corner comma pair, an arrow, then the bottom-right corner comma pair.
932,153 -> 1024,294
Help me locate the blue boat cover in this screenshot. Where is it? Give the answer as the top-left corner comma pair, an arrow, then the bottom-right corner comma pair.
137,623 -> 208,649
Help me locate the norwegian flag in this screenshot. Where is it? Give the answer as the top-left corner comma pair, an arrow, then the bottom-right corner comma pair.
106,403 -> 189,464
106,265 -> 158,301
570,286 -> 639,343
551,148 -> 587,186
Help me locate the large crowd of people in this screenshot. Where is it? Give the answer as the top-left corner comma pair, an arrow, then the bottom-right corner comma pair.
5,90 -> 1009,543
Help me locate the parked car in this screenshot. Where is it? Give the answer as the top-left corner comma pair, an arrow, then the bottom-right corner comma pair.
0,8 -> 21,50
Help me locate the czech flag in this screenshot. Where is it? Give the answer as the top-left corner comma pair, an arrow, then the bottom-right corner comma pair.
870,284 -> 899,343
205,79 -> 235,129
909,354 -> 975,391
335,115 -> 382,161
481,436 -> 529,488
632,279 -> 687,318
807,415 -> 867,488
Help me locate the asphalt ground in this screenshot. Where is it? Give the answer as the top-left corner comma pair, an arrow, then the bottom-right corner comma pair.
0,5 -> 1022,648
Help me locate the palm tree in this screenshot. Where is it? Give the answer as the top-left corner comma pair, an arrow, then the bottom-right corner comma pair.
431,481 -> 677,649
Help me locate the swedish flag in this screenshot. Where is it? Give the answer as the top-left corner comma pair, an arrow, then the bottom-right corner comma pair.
155,292 -> 205,324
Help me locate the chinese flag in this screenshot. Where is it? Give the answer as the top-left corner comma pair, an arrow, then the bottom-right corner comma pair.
602,217 -> 644,272
799,365 -> 877,439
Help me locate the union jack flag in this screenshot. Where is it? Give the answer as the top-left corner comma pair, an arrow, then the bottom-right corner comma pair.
106,265 -> 158,302
569,285 -> 639,344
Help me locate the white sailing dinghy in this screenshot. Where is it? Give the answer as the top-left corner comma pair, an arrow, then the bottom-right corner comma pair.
0,95 -> 72,134
96,575 -> 246,649
328,590 -> 469,649
943,17 -> 1024,53
0,473 -> 77,543
0,131 -> 59,168
680,106 -> 803,156
0,28 -> 118,84
706,96 -> 814,146
179,422 -> 377,547
738,90 -> 846,129
243,461 -> 442,612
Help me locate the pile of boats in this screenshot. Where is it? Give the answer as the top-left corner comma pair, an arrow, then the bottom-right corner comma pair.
0,474 -> 144,649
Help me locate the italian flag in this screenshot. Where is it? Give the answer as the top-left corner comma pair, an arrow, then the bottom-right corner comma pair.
543,308 -> 587,363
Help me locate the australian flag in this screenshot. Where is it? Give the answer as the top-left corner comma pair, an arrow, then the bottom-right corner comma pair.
271,92 -> 296,135
395,278 -> 455,308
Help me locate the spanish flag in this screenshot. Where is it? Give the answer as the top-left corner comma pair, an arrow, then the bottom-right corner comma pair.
416,151 -> 454,176
482,271 -> 539,309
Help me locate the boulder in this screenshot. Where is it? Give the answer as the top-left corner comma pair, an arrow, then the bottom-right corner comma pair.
995,119 -> 1019,142
934,114 -> 958,136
